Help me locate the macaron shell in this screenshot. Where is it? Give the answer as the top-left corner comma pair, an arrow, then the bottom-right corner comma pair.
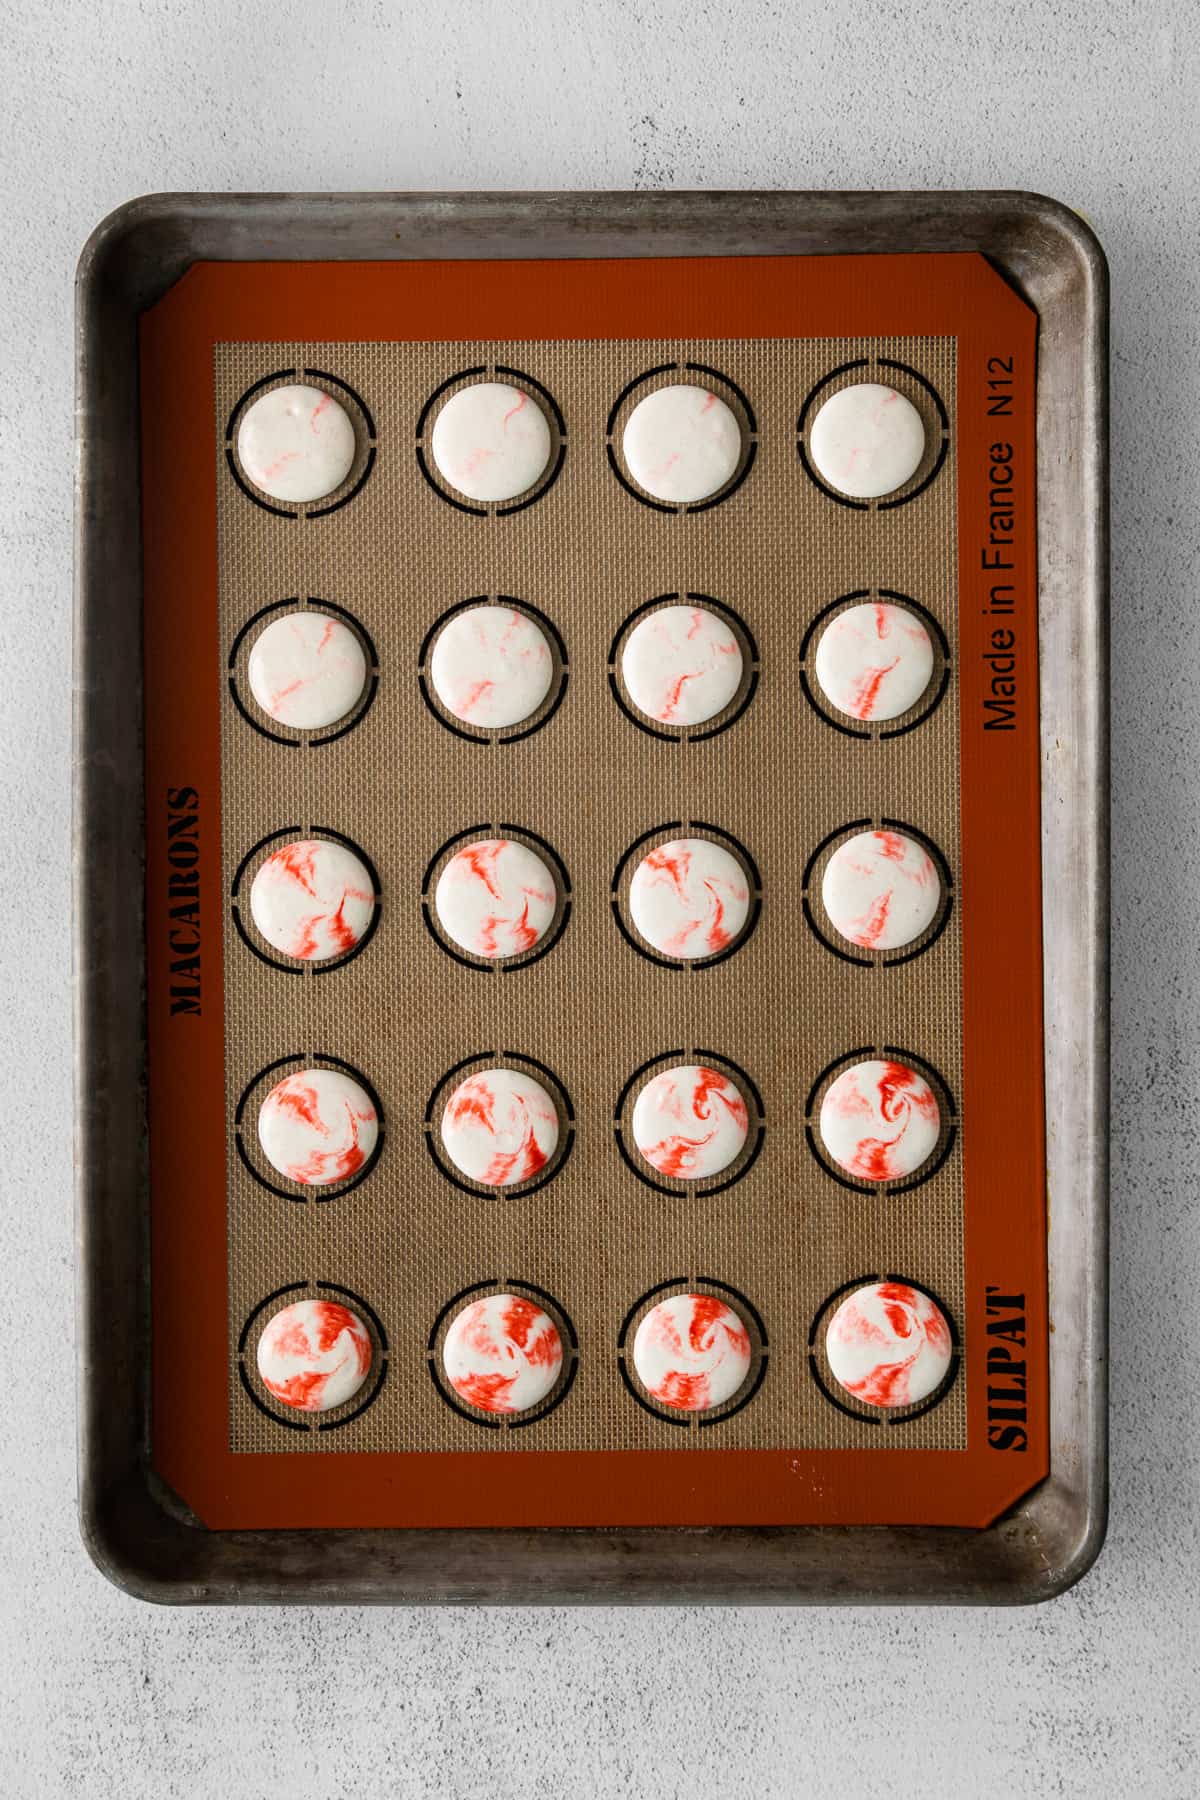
442,1293 -> 563,1414
821,829 -> 941,951
813,601 -> 934,722
247,611 -> 367,730
256,1299 -> 372,1412
439,1067 -> 560,1187
248,838 -> 375,962
621,604 -> 744,726
808,383 -> 925,499
237,383 -> 356,503
825,1281 -> 952,1408
631,1064 -> 749,1179
622,384 -> 742,503
819,1058 -> 941,1182
631,1293 -> 752,1412
430,382 -> 551,502
434,838 -> 557,959
628,837 -> 750,960
429,605 -> 554,729
257,1067 -> 378,1186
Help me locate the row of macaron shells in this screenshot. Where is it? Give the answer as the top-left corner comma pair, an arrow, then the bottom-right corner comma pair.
247,593 -> 935,740
257,1282 -> 952,1421
246,820 -> 941,970
259,1051 -> 940,1200
238,372 -> 928,511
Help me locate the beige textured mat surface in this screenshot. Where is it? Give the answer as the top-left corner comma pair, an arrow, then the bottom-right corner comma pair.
215,334 -> 962,1454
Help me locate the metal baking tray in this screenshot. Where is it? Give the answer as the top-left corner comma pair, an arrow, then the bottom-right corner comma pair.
74,191 -> 1108,1604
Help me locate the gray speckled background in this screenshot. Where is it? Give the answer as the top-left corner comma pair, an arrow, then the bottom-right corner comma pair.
3,1 -> 1195,1792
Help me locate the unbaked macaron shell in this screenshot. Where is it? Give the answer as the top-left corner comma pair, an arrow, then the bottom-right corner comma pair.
248,838 -> 375,962
442,1293 -> 563,1414
628,838 -> 751,961
434,838 -> 557,960
247,611 -> 367,730
256,1298 -> 372,1412
632,1293 -> 752,1413
621,604 -> 744,726
813,601 -> 934,722
237,383 -> 357,504
808,383 -> 925,500
430,381 -> 552,503
821,828 -> 941,952
825,1281 -> 953,1409
440,1066 -> 560,1188
257,1067 -> 378,1187
429,605 -> 554,730
819,1058 -> 941,1183
622,384 -> 742,504
631,1064 -> 749,1180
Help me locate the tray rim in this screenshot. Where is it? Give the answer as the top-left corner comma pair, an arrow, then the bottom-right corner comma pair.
74,189 -> 1108,1606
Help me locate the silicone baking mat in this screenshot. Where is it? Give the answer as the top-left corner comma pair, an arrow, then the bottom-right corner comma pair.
140,254 -> 1047,1529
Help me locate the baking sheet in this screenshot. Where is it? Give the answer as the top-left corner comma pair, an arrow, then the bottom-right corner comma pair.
76,191 -> 1107,1600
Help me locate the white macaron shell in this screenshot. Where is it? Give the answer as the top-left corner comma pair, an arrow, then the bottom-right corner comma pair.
622,384 -> 742,504
434,839 -> 557,959
257,1067 -> 379,1187
631,1064 -> 749,1180
821,829 -> 941,952
430,382 -> 552,503
628,838 -> 750,960
818,1059 -> 941,1183
247,611 -> 367,730
813,601 -> 933,722
248,838 -> 375,962
237,383 -> 357,503
621,604 -> 743,726
808,383 -> 925,499
429,605 -> 554,729
825,1282 -> 952,1408
440,1067 -> 560,1187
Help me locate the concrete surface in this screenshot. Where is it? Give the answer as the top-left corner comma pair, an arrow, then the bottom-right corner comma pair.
1,1 -> 1195,1794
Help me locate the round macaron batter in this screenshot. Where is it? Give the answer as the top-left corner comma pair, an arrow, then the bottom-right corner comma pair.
813,600 -> 934,722
237,383 -> 357,504
825,1281 -> 953,1409
434,838 -> 557,960
247,610 -> 367,730
248,838 -> 375,962
441,1293 -> 563,1414
257,1067 -> 379,1187
818,1058 -> 941,1183
256,1298 -> 372,1412
620,604 -> 744,726
628,837 -> 751,961
428,604 -> 554,730
631,1293 -> 752,1413
621,384 -> 742,504
430,381 -> 552,503
439,1066 -> 560,1188
821,828 -> 941,952
631,1064 -> 749,1181
808,382 -> 925,500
